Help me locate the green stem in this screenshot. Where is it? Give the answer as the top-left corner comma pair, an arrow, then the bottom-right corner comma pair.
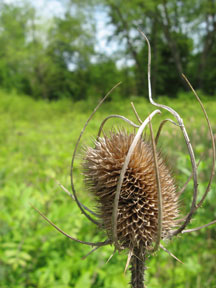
130,248 -> 146,288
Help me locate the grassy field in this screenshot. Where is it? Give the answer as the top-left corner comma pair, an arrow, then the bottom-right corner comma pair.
0,89 -> 215,288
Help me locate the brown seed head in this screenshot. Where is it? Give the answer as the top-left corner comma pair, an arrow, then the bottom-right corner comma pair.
83,131 -> 179,250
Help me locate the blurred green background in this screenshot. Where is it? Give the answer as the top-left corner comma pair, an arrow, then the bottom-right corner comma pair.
0,0 -> 216,287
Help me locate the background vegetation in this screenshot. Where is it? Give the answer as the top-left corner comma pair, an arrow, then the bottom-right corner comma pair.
0,89 -> 215,287
0,0 -> 216,100
0,0 -> 216,287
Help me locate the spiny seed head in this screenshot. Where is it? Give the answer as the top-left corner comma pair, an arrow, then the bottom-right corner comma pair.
83,130 -> 179,250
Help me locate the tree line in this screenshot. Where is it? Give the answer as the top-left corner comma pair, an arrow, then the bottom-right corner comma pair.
0,0 -> 215,100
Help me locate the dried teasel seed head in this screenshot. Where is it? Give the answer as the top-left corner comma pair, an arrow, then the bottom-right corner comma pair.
83,130 -> 179,251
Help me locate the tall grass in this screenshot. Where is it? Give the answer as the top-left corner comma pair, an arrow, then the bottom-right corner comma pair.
0,90 -> 215,287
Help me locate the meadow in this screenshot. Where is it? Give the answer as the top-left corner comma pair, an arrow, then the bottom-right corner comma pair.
0,89 -> 215,288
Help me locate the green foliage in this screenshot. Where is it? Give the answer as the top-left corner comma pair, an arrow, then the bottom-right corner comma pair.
0,1 -> 99,101
0,90 -> 215,287
0,1 -> 216,100
0,3 -> 34,93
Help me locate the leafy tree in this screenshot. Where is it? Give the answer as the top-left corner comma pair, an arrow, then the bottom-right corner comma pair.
44,11 -> 95,100
86,55 -> 120,97
0,1 -> 96,100
98,0 -> 194,97
0,0 -> 216,99
0,2 -> 35,93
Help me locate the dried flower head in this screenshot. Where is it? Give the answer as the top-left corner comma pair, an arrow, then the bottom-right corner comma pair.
83,131 -> 179,250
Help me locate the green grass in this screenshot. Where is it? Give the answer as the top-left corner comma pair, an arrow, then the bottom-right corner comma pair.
0,89 -> 215,287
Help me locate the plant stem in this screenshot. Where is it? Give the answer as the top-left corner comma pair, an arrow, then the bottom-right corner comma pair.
130,248 -> 146,288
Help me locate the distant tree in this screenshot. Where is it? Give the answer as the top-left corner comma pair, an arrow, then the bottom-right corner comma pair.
195,0 -> 216,93
87,0 -> 216,97
0,1 -> 96,100
0,0 -> 215,100
86,55 -> 119,97
31,10 -> 95,100
0,3 -> 35,93
99,0 -> 193,97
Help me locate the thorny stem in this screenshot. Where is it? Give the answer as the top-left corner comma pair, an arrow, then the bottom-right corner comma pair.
130,248 -> 146,288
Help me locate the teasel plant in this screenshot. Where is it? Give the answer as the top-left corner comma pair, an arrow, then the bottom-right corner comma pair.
32,31 -> 216,288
